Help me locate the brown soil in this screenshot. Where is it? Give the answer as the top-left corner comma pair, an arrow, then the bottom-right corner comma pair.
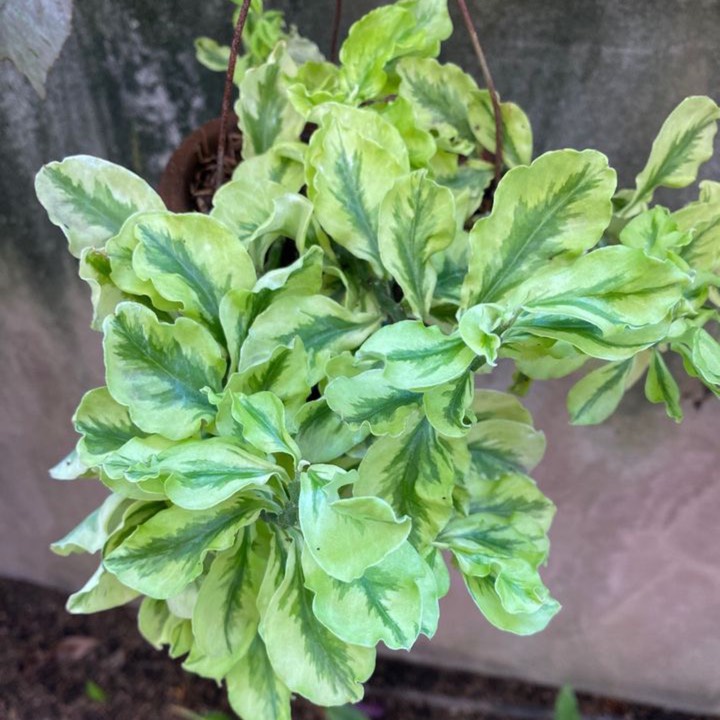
0,577 -> 709,720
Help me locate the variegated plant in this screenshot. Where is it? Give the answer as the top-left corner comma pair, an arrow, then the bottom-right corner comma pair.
36,0 -> 720,717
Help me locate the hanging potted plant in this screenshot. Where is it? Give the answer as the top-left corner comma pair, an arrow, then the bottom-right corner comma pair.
35,0 -> 720,718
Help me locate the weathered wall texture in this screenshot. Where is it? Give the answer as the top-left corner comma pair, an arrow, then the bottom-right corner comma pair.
1,0 -> 719,713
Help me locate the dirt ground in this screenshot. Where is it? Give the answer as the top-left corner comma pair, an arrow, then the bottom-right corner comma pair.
0,577 -> 709,720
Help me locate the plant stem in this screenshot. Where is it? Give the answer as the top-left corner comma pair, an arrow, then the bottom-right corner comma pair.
330,0 -> 343,62
455,0 -> 504,185
215,0 -> 252,191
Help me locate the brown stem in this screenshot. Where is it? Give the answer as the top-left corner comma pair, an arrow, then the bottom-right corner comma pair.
330,0 -> 343,63
455,0 -> 503,185
215,0 -> 252,191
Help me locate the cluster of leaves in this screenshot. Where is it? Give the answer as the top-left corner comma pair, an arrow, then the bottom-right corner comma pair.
35,0 -> 720,717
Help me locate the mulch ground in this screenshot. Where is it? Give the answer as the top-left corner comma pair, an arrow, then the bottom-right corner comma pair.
0,577 -> 710,720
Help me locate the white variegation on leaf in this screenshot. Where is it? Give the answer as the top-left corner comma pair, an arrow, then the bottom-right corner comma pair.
302,542 -> 425,650
567,358 -> 637,426
307,109 -> 408,273
103,302 -> 225,440
461,149 -> 617,307
132,212 -> 256,337
66,564 -> 140,614
229,391 -> 301,462
51,493 -> 130,557
236,44 -> 305,158
227,633 -> 292,720
324,369 -> 423,437
239,295 -> 380,383
35,155 -> 164,257
73,387 -> 148,467
645,350 -> 683,422
378,170 -> 456,319
356,419 -> 468,550
423,372 -> 474,438
293,399 -> 369,463
104,495 -> 263,599
192,528 -> 266,659
299,465 -> 411,582
79,248 -> 130,330
359,321 -> 475,390
620,96 -> 720,216
123,437 -> 282,510
259,541 -> 376,707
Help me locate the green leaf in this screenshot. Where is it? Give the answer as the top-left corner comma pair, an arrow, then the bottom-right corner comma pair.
302,542 -> 424,650
103,302 -> 225,440
377,97 -> 437,169
465,418 -> 546,482
231,339 -> 312,415
423,372 -> 474,438
210,176 -> 307,269
438,472 -> 558,635
99,435 -> 173,482
239,295 -> 380,383
415,550 -> 444,638
475,97 -> 534,168
35,155 -> 164,257
378,170 -> 456,318
50,449 -> 91,481
259,541 -> 376,706
73,387 -> 148,467
299,465 -> 411,582
674,326 -> 720,391
104,495 -> 262,598
308,109 -> 408,273
125,437 -> 281,510
458,303 -> 506,366
220,247 -> 323,373
461,150 -> 616,307
622,96 -> 720,214
229,391 -> 301,461
237,46 -> 305,158
192,529 -> 266,659
104,214 -> 181,312
619,206 -> 693,258
183,644 -> 245,682
51,494 -> 129,557
356,419 -> 468,550
473,389 -> 533,424
293,400 -> 369,463
554,685 -> 582,720
358,321 -> 475,390
79,248 -> 130,331
463,573 -> 560,635
645,351 -> 683,422
194,37 -> 231,72
397,0 -> 452,57
674,191 -> 720,273
568,359 -> 635,426
338,4 -> 419,100
132,213 -> 256,336
515,246 -> 688,332
324,369 -> 423,437
66,565 -> 139,614
226,634 -> 292,720
138,598 -> 194,658
396,57 -> 485,155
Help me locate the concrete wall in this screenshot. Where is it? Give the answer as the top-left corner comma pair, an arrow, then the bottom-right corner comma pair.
1,0 -> 719,713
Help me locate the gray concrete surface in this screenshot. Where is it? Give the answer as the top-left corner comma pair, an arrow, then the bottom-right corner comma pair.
1,0 -> 719,713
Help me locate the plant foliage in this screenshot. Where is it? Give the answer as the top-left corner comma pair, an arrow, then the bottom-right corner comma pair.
36,0 -> 720,717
